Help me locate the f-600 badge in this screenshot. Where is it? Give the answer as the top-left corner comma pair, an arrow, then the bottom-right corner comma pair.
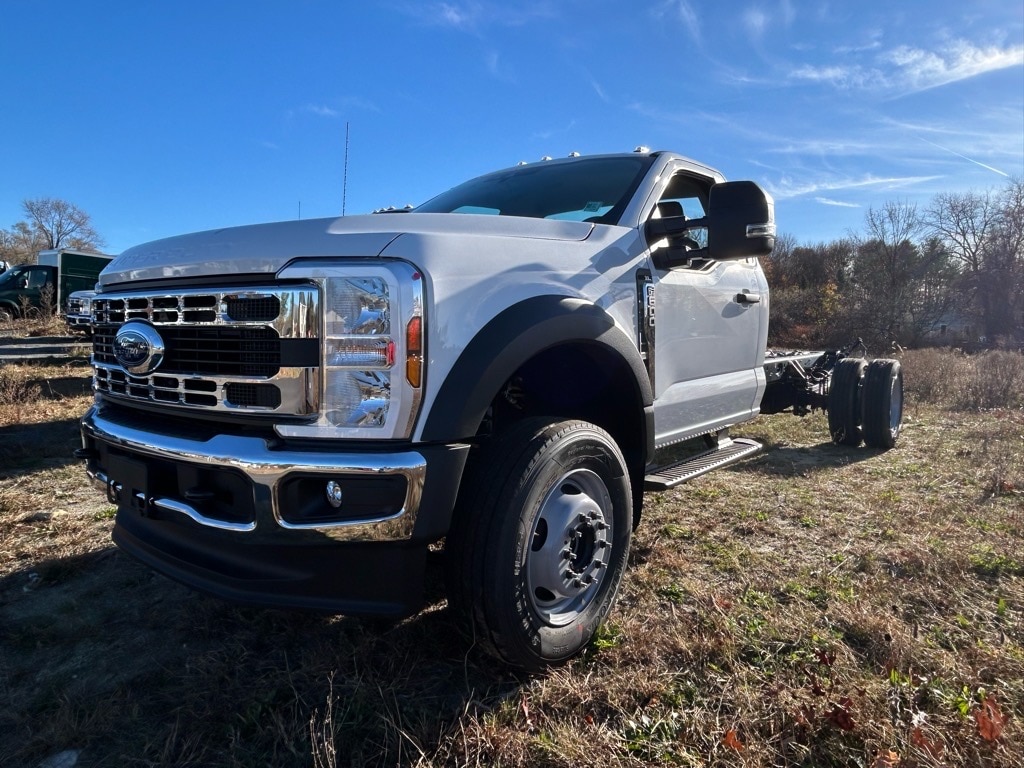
113,321 -> 165,375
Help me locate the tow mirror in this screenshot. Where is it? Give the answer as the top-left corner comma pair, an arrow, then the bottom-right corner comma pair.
645,180 -> 775,268
705,181 -> 775,260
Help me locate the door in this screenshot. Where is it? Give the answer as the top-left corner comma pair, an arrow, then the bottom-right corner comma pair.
646,171 -> 768,447
20,266 -> 54,310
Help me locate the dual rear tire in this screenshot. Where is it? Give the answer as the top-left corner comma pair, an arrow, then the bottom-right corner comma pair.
827,358 -> 903,449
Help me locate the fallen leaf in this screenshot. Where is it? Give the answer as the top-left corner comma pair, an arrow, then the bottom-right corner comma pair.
871,749 -> 900,768
519,693 -> 534,729
825,698 -> 855,731
976,697 -> 1007,742
723,729 -> 744,751
794,704 -> 815,727
911,727 -> 944,758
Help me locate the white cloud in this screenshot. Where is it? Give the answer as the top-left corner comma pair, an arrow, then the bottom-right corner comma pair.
432,1 -> 478,30
485,50 -> 517,83
412,1 -> 556,32
789,64 -> 873,90
886,40 -> 1024,93
651,0 -> 700,41
439,2 -> 470,27
789,40 -> 1024,95
531,119 -> 577,142
304,104 -> 339,118
744,8 -> 768,38
742,1 -> 795,39
675,0 -> 700,41
767,174 -> 943,200
815,197 -> 860,208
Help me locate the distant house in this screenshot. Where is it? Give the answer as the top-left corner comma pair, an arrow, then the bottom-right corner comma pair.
924,310 -> 976,347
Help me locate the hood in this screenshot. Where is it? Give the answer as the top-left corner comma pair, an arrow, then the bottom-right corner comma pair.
100,213 -> 594,286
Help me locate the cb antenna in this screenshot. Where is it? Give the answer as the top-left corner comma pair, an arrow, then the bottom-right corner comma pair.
342,121 -> 350,216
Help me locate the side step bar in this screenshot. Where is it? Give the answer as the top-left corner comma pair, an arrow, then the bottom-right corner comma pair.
644,437 -> 762,491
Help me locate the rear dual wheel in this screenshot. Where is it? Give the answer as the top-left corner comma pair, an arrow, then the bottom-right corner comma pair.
862,359 -> 903,449
828,358 -> 866,446
827,357 -> 903,449
446,418 -> 632,672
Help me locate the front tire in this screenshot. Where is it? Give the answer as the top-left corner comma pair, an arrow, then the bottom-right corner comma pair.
446,418 -> 633,672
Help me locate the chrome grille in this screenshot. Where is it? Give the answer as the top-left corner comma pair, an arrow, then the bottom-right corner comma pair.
91,285 -> 320,416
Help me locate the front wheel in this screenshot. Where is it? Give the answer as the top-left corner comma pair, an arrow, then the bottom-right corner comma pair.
446,418 -> 633,672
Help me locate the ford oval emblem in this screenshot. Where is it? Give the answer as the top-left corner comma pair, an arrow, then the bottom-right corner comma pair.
113,321 -> 165,375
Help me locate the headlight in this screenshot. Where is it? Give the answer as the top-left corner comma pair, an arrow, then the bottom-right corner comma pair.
274,261 -> 424,440
324,276 -> 393,428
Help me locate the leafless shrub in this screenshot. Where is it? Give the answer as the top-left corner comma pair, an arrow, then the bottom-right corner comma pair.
900,348 -> 1024,410
0,366 -> 41,419
38,283 -> 56,317
954,350 -> 1024,410
17,294 -> 36,320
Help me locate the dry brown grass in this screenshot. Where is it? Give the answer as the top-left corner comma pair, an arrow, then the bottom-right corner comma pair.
901,348 -> 1024,411
0,353 -> 1021,767
0,308 -> 70,338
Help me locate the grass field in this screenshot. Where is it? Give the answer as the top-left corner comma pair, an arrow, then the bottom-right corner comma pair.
0,348 -> 1021,767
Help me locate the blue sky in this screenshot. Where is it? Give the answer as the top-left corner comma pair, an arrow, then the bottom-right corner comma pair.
2,1 -> 1022,255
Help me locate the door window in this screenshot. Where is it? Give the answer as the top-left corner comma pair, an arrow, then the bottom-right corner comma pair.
25,268 -> 50,289
651,174 -> 710,256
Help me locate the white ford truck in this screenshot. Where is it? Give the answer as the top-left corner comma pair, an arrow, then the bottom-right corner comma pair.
79,149 -> 902,670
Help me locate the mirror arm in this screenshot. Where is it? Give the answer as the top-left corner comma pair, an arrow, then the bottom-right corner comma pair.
644,214 -> 706,244
651,245 -> 710,271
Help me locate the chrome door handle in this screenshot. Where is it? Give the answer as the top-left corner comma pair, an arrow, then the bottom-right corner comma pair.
735,292 -> 761,304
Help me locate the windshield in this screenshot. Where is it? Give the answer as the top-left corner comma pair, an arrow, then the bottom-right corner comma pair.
0,267 -> 25,287
414,155 -> 655,224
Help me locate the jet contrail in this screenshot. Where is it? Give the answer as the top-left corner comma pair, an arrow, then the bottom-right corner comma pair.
919,137 -> 1010,177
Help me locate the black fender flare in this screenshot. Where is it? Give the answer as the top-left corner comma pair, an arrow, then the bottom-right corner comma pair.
422,294 -> 653,453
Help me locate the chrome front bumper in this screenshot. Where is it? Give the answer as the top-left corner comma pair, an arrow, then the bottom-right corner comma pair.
81,406 -> 426,542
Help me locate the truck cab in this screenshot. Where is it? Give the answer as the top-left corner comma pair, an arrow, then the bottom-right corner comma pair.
0,264 -> 56,319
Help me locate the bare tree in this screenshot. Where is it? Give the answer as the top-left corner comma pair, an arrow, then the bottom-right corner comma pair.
847,201 -> 957,347
1,199 -> 105,265
0,221 -> 44,265
861,200 -> 925,288
987,179 -> 1024,344
926,180 -> 1024,344
22,198 -> 105,252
